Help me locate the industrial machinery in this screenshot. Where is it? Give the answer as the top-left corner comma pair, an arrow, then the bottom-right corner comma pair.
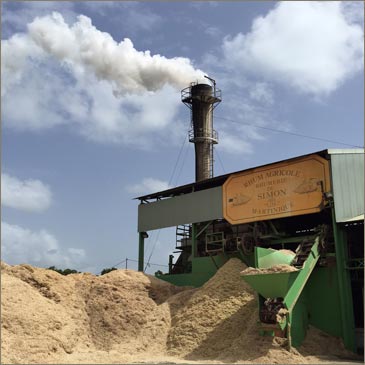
241,227 -> 325,349
136,80 -> 364,353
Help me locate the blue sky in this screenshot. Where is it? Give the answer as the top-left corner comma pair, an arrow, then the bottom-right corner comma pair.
1,1 -> 364,274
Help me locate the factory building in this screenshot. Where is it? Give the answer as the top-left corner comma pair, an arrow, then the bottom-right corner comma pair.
135,81 -> 364,353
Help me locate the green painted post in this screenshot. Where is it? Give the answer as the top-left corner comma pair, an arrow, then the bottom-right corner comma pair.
331,207 -> 356,352
138,232 -> 146,272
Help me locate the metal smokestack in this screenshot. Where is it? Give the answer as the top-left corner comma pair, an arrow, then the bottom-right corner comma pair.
181,78 -> 221,182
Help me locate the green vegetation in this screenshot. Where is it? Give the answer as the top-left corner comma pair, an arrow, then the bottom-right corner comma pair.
100,267 -> 117,275
47,266 -> 79,275
47,266 -> 119,276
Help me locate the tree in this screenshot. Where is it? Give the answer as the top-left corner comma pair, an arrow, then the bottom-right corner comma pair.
100,267 -> 117,275
47,266 -> 79,275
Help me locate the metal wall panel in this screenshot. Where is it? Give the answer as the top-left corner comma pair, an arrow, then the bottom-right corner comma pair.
330,152 -> 364,222
138,186 -> 223,232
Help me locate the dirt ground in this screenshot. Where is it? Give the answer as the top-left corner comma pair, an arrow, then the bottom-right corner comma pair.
1,259 -> 362,364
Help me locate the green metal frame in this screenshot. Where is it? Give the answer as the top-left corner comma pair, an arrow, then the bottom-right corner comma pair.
331,205 -> 356,352
157,252 -> 232,287
283,238 -> 320,314
205,231 -> 225,252
242,220 -> 358,353
242,238 -> 321,349
306,267 -> 342,337
282,238 -> 320,348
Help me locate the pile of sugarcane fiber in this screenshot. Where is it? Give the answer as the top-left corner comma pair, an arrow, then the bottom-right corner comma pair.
241,264 -> 298,275
1,261 -> 183,364
1,259 -> 359,364
166,258 -> 357,363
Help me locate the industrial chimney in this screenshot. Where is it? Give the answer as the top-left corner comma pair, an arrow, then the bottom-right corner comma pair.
181,77 -> 221,182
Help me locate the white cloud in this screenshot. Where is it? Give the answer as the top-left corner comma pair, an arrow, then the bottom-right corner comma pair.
1,33 -> 45,97
2,56 -> 185,147
212,85 -> 272,155
77,82 -> 184,147
67,248 -> 86,260
222,2 -> 364,97
1,221 -> 86,269
127,178 -> 171,195
218,131 -> 254,155
1,173 -> 52,213
249,82 -> 274,105
2,58 -> 81,130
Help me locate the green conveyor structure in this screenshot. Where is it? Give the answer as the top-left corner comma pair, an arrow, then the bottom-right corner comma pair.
241,237 -> 321,349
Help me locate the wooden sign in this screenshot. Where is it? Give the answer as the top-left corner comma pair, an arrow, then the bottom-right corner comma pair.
223,155 -> 331,224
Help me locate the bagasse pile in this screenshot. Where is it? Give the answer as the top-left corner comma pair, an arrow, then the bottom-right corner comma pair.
1,259 -> 358,364
1,261 -> 181,364
167,258 -> 258,360
241,264 -> 298,275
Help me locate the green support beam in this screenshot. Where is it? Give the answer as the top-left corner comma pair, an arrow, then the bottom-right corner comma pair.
331,207 -> 356,352
138,232 -> 148,272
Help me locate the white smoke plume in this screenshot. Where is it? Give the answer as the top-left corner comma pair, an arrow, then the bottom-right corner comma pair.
18,12 -> 205,95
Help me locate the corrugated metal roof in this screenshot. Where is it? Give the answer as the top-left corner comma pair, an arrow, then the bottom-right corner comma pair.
330,151 -> 364,223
